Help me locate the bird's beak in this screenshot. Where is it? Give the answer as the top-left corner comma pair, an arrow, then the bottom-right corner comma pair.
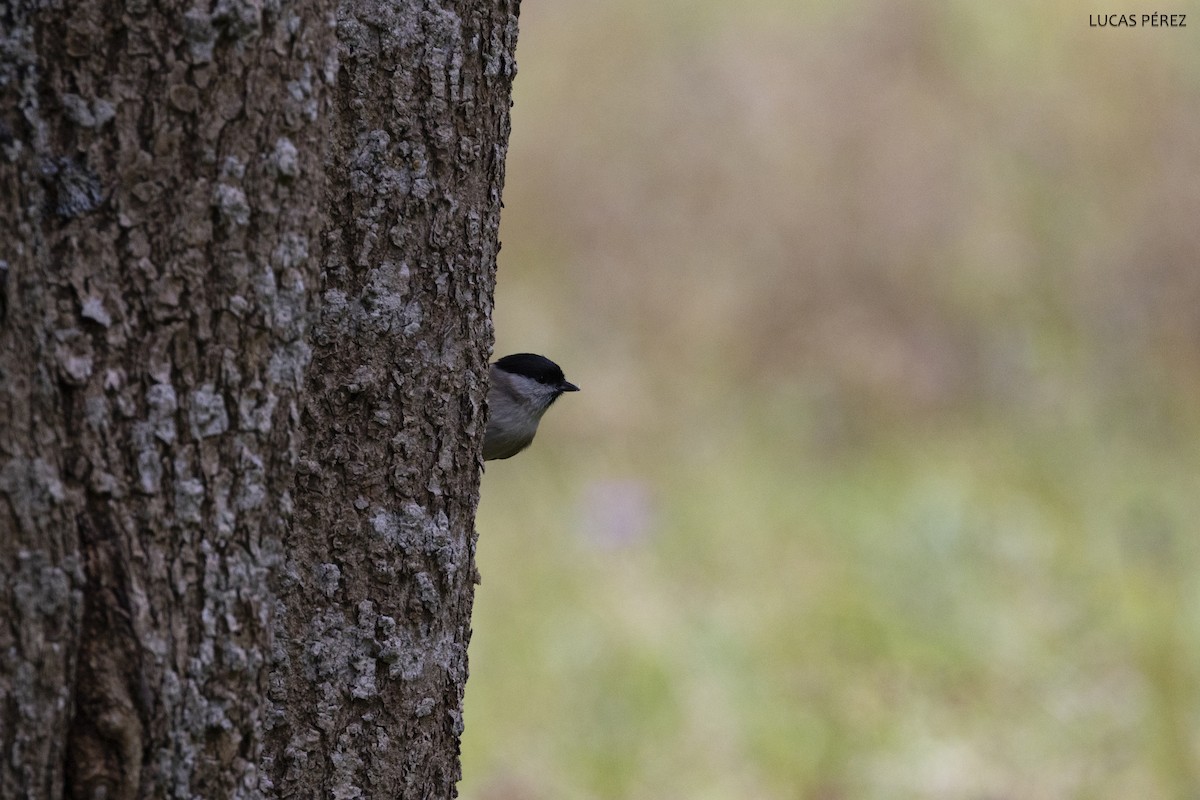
560,381 -> 580,393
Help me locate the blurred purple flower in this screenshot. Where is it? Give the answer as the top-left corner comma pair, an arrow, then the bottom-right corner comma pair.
577,479 -> 657,548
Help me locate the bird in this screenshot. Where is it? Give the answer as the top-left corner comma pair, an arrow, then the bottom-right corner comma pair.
483,353 -> 579,461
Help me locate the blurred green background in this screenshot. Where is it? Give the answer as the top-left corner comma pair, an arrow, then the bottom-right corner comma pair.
463,1 -> 1200,798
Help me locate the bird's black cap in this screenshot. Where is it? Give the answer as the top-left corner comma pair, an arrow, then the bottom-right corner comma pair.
494,353 -> 579,391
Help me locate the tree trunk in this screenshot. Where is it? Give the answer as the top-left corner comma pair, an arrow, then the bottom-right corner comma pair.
265,0 -> 518,796
0,0 -> 518,796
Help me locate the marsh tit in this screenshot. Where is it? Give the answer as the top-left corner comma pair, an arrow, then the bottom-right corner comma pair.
483,353 -> 579,461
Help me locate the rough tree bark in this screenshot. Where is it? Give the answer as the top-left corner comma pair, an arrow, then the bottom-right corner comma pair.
0,0 -> 519,797
265,1 -> 518,796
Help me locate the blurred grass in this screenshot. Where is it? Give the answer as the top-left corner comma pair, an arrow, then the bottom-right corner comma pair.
463,0 -> 1200,797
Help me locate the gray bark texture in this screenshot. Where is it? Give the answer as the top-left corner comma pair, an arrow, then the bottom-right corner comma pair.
0,0 -> 519,797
